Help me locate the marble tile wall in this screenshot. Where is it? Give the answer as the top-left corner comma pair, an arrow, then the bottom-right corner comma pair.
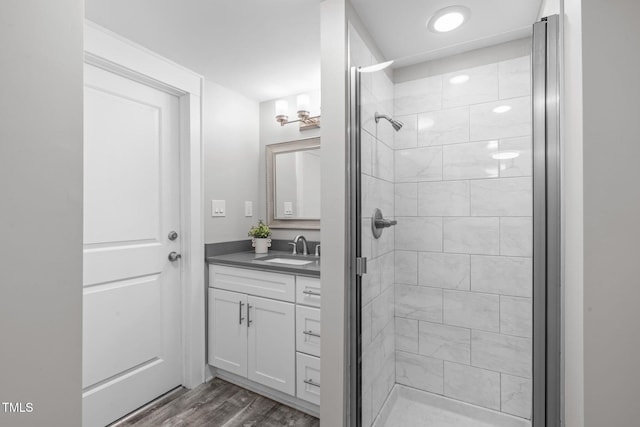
349,24 -> 396,427
393,54 -> 533,420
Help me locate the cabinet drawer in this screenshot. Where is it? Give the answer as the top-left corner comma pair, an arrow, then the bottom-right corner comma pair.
210,265 -> 295,302
296,305 -> 321,357
296,352 -> 320,406
295,276 -> 321,308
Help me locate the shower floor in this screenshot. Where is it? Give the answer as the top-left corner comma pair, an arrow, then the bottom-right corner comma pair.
372,385 -> 531,427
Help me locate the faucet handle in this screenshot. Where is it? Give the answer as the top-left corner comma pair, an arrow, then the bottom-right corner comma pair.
288,242 -> 297,255
314,244 -> 321,257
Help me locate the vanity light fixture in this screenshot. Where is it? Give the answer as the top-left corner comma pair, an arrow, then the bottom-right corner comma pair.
427,6 -> 470,33
275,94 -> 321,130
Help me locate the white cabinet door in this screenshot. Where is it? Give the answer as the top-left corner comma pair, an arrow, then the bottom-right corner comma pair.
247,296 -> 295,395
208,288 -> 248,377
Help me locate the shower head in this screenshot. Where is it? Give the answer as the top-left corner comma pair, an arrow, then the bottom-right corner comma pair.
374,112 -> 403,131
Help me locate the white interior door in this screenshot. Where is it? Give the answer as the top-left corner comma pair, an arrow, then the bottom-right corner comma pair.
82,63 -> 182,427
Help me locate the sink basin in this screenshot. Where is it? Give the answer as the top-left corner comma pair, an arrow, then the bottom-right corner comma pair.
256,255 -> 318,266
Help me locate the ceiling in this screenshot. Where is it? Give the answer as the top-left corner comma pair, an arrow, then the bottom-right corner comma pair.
85,0 -> 541,101
351,0 -> 542,67
85,0 -> 321,102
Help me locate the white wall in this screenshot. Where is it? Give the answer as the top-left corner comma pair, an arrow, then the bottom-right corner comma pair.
259,91 -> 321,241
204,80 -> 260,243
539,0 -> 561,18
394,38 -> 531,83
581,0 -> 640,425
562,1 -> 584,426
0,1 -> 83,426
320,0 -> 348,425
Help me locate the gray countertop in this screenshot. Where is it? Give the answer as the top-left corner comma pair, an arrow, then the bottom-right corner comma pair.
207,250 -> 321,277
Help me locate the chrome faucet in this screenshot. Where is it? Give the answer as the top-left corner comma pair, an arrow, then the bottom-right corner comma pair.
291,235 -> 309,256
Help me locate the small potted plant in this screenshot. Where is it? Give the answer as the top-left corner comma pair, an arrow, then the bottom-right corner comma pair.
248,220 -> 272,254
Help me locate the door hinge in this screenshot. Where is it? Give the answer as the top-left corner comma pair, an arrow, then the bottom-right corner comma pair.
356,257 -> 367,276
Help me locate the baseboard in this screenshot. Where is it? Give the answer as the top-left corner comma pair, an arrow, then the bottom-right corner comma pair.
108,386 -> 184,426
212,368 -> 320,418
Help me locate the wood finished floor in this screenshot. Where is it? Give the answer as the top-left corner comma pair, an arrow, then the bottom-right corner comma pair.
110,378 -> 320,427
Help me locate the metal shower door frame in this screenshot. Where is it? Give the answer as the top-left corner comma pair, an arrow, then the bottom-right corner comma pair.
532,14 -> 562,427
347,66 -> 362,427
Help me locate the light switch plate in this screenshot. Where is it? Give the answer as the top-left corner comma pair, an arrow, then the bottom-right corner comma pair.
284,201 -> 293,216
211,200 -> 226,217
245,201 -> 253,217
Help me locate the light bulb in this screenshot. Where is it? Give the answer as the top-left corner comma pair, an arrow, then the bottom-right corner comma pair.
433,12 -> 465,32
275,100 -> 288,117
296,94 -> 310,113
427,6 -> 470,33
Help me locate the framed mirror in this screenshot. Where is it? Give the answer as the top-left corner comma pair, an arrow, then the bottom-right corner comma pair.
266,137 -> 320,229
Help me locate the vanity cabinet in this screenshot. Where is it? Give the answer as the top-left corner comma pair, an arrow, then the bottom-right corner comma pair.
208,287 -> 295,395
208,264 -> 320,408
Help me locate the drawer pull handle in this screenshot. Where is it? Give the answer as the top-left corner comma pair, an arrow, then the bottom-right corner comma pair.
304,379 -> 320,388
302,290 -> 321,297
247,304 -> 253,326
303,330 -> 321,338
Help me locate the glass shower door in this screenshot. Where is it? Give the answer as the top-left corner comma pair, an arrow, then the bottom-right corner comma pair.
350,61 -> 398,427
348,14 -> 560,424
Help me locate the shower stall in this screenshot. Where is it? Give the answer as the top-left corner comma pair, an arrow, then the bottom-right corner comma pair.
347,9 -> 560,427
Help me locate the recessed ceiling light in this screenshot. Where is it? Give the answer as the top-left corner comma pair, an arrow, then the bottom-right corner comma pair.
492,151 -> 520,160
449,74 -> 469,84
427,6 -> 470,33
493,105 -> 512,113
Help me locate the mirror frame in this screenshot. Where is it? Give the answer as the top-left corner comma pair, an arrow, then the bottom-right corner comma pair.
266,137 -> 320,230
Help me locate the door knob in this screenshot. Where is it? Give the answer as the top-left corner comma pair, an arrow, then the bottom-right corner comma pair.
168,252 -> 182,262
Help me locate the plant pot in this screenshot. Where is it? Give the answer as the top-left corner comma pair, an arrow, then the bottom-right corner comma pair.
252,237 -> 271,254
